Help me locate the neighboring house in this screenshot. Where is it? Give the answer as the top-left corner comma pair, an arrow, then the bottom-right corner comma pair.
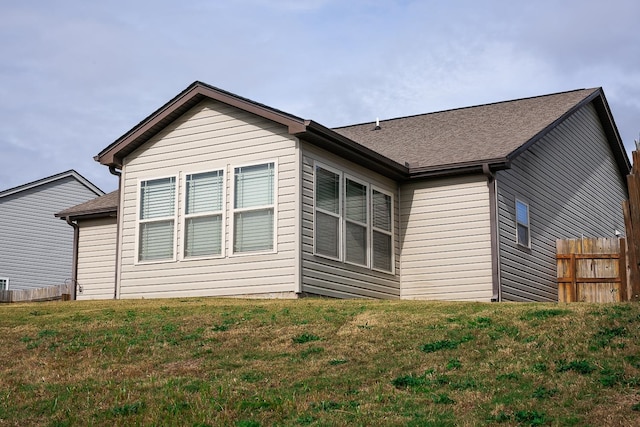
58,82 -> 630,302
0,170 -> 104,292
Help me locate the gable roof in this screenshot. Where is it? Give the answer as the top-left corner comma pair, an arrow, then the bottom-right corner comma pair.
334,88 -> 630,178
95,81 -> 409,180
55,190 -> 119,220
96,82 -> 630,181
0,170 -> 104,199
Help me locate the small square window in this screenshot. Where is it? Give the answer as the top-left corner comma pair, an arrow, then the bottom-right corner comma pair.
516,199 -> 530,248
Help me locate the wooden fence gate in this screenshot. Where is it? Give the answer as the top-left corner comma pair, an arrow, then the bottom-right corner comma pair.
557,238 -> 627,303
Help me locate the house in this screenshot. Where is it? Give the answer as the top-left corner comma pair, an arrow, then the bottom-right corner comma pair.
57,82 -> 630,302
0,170 -> 104,293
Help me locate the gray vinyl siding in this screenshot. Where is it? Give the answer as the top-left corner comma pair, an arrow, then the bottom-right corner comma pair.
400,175 -> 494,301
496,102 -> 627,302
0,177 -> 102,290
76,217 -> 117,300
117,99 -> 299,299
301,142 -> 400,299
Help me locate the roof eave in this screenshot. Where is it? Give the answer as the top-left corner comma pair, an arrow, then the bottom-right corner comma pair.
55,206 -> 117,220
298,121 -> 409,181
505,88 -> 631,178
96,81 -> 307,168
408,159 -> 510,179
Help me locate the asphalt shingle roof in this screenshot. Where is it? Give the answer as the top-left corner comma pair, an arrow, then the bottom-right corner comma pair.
333,88 -> 597,169
56,190 -> 119,218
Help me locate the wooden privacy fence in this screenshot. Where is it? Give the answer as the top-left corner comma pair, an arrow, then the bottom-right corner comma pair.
557,238 -> 628,303
622,149 -> 640,302
0,282 -> 73,303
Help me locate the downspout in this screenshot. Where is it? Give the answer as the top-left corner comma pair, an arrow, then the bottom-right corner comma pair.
483,164 -> 501,302
109,166 -> 122,300
64,216 -> 79,300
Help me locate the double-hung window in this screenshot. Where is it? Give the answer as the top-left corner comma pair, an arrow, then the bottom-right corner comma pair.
371,189 -> 393,271
314,163 -> 394,273
0,278 -> 8,291
315,166 -> 342,259
515,198 -> 530,248
138,177 -> 176,262
345,177 -> 369,266
184,170 -> 224,258
233,162 -> 276,253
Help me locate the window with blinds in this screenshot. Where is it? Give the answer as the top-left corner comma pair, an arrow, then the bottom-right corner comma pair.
138,177 -> 176,261
313,163 -> 394,273
233,162 -> 275,253
372,189 -> 393,271
345,177 -> 368,266
315,166 -> 341,259
184,170 -> 224,258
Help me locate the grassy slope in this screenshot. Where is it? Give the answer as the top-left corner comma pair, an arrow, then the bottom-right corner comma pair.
0,298 -> 639,426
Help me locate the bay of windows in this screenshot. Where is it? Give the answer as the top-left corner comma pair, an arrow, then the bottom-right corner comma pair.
314,163 -> 394,273
136,161 -> 276,263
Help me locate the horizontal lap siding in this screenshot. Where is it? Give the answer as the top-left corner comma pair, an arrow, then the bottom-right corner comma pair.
400,175 -> 493,301
301,143 -> 400,299
118,100 -> 298,299
497,103 -> 628,302
0,178 -> 101,290
77,217 -> 117,300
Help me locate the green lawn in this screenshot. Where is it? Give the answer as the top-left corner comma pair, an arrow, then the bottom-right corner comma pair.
0,298 -> 638,426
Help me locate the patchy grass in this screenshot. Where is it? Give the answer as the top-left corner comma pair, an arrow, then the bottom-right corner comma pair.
0,298 -> 639,426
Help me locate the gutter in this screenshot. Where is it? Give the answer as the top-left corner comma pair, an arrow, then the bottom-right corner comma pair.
483,163 -> 501,302
63,216 -> 79,300
297,121 -> 409,181
109,167 -> 122,300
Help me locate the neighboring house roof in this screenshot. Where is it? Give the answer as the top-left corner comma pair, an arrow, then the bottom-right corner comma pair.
334,88 -> 630,177
95,82 -> 630,181
55,190 -> 119,220
0,170 -> 104,199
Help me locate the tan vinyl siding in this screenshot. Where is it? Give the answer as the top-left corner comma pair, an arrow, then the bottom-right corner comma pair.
496,103 -> 627,302
76,217 -> 117,300
400,175 -> 493,301
301,142 -> 400,299
118,99 -> 299,299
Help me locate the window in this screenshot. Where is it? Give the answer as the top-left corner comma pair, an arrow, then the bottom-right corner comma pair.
233,162 -> 276,253
0,278 -> 8,291
138,177 -> 176,262
345,177 -> 369,266
314,163 -> 394,273
372,189 -> 393,271
516,199 -> 530,248
315,166 -> 341,259
184,170 -> 224,258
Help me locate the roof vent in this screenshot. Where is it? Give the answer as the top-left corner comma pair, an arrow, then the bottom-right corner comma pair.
374,118 -> 381,131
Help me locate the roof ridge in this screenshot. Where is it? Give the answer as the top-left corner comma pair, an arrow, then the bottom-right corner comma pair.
0,169 -> 103,198
333,88 -> 597,130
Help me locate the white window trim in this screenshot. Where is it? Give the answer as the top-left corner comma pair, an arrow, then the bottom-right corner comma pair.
312,161 -> 395,275
0,278 -> 9,291
180,168 -> 226,261
313,162 -> 343,262
135,175 -> 178,265
515,198 -> 531,249
371,185 -> 395,274
343,174 -> 370,268
230,160 -> 278,256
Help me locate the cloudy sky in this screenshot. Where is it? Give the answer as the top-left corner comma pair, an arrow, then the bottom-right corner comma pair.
1,0 -> 639,193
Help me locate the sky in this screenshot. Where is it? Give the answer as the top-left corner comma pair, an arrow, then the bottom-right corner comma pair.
1,0 -> 639,193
